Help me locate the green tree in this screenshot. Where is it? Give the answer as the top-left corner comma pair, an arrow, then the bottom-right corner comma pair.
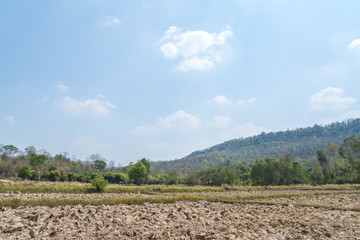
263,157 -> 280,185
91,172 -> 100,179
291,162 -> 309,184
165,170 -> 177,185
1,145 -> 19,157
18,166 -> 32,179
24,146 -> 36,156
326,142 -> 339,158
59,171 -> 68,181
317,149 -> 328,165
67,172 -> 79,182
250,159 -> 266,185
223,167 -> 236,185
104,172 -> 115,183
29,154 -> 48,180
29,170 -> 38,180
279,154 -> 293,185
311,162 -> 325,184
113,172 -> 127,184
140,158 -> 151,174
71,162 -> 78,172
128,161 -> 148,185
317,149 -> 330,182
48,170 -> 61,181
88,153 -> 107,171
94,159 -> 107,171
48,165 -> 57,171
91,176 -> 109,192
77,174 -> 88,183
339,135 -> 360,182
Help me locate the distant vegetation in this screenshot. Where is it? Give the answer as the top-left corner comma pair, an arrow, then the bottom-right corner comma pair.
153,118 -> 360,172
0,119 -> 360,186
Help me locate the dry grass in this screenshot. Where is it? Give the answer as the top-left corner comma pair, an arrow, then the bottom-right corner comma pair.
1,180 -> 359,194
1,190 -> 359,211
1,180 -> 359,211
0,194 -> 200,208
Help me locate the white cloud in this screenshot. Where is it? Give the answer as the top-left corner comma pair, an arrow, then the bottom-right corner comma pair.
172,30 -> 218,58
213,95 -> 231,105
160,25 -> 232,71
219,122 -> 267,141
57,82 -> 69,92
133,125 -> 158,135
348,39 -> 360,49
160,26 -> 181,42
176,57 -> 214,72
4,116 -> 15,124
58,96 -> 116,116
160,43 -> 178,58
158,110 -> 199,130
102,16 -> 120,26
134,110 -> 200,134
213,116 -> 231,127
310,87 -> 356,111
238,97 -> 256,104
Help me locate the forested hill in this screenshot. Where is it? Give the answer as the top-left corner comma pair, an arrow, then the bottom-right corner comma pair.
152,118 -> 360,172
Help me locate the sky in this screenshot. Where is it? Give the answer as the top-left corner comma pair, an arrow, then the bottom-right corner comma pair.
1,0 -> 360,166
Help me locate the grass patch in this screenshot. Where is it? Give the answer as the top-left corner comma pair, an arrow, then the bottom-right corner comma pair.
0,183 -> 224,194
1,181 -> 359,194
223,184 -> 360,192
0,185 -> 95,194
1,191 -> 358,211
0,194 -> 199,208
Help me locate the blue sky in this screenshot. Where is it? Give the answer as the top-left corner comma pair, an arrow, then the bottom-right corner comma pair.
1,0 -> 360,165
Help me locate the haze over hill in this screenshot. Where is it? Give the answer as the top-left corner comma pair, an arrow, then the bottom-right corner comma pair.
152,118 -> 360,172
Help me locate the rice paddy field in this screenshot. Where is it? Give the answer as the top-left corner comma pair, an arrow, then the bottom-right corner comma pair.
0,180 -> 359,239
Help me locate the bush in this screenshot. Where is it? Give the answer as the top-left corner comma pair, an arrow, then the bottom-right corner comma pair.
30,170 -> 38,181
91,177 -> 109,192
48,165 -> 57,171
91,173 -> 100,180
104,172 -> 115,183
67,172 -> 79,182
41,172 -> 50,181
77,174 -> 88,183
18,166 -> 32,180
59,171 -> 68,182
114,172 -> 128,184
48,170 -> 61,181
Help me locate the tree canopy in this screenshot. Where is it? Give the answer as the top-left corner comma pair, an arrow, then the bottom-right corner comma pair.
128,161 -> 148,185
153,119 -> 360,172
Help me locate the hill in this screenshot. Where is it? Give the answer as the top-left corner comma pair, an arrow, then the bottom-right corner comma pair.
152,118 -> 360,172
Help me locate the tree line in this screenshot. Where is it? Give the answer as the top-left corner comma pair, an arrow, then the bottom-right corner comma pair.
0,145 -> 151,185
153,119 -> 360,172
1,136 -> 359,186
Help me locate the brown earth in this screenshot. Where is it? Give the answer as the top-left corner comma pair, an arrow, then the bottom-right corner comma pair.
1,198 -> 359,239
0,189 -> 344,200
266,193 -> 360,208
